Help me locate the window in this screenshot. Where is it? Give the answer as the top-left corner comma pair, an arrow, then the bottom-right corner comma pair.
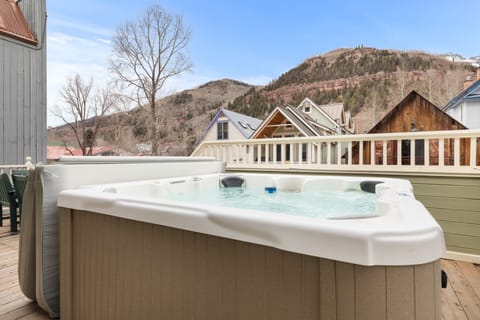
304,106 -> 311,113
217,121 -> 228,140
238,121 -> 248,129
285,121 -> 292,128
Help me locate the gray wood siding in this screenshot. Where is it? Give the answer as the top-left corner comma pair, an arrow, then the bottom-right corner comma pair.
0,0 -> 46,165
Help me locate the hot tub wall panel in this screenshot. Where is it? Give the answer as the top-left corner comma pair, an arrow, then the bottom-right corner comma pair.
60,208 -> 442,320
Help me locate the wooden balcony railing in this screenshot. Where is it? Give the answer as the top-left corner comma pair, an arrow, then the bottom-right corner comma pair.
191,129 -> 480,174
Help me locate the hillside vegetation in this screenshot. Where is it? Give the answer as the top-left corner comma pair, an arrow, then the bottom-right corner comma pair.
48,47 -> 476,155
227,47 -> 474,131
48,79 -> 255,155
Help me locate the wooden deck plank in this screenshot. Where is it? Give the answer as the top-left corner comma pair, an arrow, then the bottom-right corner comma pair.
441,259 -> 480,320
1,218 -> 479,320
455,261 -> 480,300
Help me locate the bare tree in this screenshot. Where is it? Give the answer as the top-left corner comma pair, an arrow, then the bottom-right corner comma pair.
110,5 -> 192,155
52,74 -> 118,155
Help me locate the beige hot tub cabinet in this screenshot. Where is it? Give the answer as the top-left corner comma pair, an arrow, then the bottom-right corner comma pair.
59,208 -> 442,320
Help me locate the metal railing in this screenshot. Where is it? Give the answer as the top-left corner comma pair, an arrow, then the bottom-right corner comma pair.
0,157 -> 35,175
191,129 -> 480,174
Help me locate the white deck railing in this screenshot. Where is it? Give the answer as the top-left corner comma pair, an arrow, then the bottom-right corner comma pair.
0,157 -> 35,176
191,129 -> 480,175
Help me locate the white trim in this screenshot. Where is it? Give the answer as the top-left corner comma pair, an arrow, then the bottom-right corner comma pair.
298,98 -> 339,127
285,106 -> 322,137
444,251 -> 480,264
252,107 -> 311,139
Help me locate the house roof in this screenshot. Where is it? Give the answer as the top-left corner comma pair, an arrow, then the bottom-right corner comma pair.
251,106 -> 332,139
319,103 -> 344,122
47,146 -> 122,160
203,108 -> 262,139
297,98 -> 339,127
222,109 -> 263,138
344,111 -> 355,133
367,90 -> 467,133
443,79 -> 480,112
0,0 -> 37,45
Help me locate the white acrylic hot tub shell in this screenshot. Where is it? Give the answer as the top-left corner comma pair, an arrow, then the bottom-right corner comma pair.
57,173 -> 445,266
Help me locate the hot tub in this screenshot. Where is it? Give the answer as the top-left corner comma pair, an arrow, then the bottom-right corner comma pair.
58,173 -> 445,320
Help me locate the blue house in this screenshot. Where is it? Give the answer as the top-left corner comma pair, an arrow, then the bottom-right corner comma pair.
444,69 -> 480,129
198,108 -> 262,143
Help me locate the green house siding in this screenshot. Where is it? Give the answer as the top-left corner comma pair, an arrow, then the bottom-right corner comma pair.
229,169 -> 480,257
407,175 -> 480,256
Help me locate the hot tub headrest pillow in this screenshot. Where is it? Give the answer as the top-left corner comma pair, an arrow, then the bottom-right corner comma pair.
360,181 -> 384,194
221,176 -> 245,188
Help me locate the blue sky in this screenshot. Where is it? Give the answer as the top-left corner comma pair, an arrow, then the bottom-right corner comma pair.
46,0 -> 480,125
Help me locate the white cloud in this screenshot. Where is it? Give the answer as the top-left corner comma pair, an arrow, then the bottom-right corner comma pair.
47,30 -> 273,127
49,18 -> 113,38
47,32 -> 112,126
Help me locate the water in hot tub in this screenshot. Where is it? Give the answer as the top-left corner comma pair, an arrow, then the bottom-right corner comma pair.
164,187 -> 378,219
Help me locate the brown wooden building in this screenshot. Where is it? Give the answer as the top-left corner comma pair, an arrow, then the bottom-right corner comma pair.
352,91 -> 472,165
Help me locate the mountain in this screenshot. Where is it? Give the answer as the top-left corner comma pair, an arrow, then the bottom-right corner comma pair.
48,79 -> 257,155
48,47 -> 477,155
226,47 -> 476,132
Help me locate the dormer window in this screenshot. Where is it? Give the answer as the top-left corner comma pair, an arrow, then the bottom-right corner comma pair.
304,106 -> 311,113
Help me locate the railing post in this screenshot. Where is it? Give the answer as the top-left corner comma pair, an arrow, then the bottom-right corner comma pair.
347,141 -> 352,165
327,143 -> 332,165
265,143 -> 270,164
410,138 -> 415,166
396,140 -> 401,166
439,139 -> 445,167
273,143 -> 278,164
370,141 -> 375,166
297,143 -> 302,164
382,140 -> 387,166
470,137 -> 477,168
454,138 -> 460,167
307,142 -> 313,164
336,142 -> 342,165
317,143 -> 322,165
25,156 -> 35,170
359,141 -> 363,165
424,139 -> 430,166
289,143 -> 294,164
257,144 -> 262,164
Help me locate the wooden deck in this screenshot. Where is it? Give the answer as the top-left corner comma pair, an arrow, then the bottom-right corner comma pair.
1,217 -> 479,319
0,218 -> 49,320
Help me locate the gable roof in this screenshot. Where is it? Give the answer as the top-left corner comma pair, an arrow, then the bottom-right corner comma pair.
202,108 -> 262,140
0,0 -> 37,45
443,79 -> 480,111
297,98 -> 339,127
221,109 -> 263,138
367,90 -> 467,133
251,106 -> 332,139
320,103 -> 344,122
344,111 -> 355,133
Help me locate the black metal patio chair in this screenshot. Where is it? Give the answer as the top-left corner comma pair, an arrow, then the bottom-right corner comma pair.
0,173 -> 20,232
